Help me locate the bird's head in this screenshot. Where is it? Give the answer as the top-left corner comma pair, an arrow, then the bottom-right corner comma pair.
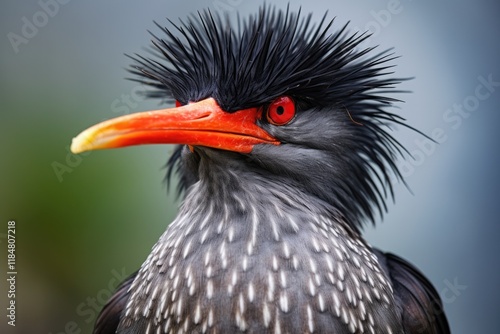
71,6 -> 412,230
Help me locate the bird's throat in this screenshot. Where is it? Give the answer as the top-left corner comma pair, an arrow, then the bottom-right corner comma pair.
119,163 -> 401,333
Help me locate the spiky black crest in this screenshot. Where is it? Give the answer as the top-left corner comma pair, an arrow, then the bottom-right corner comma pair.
129,5 -> 415,227
129,6 -> 404,109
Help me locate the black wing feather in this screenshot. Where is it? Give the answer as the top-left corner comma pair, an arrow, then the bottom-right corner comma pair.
93,271 -> 138,334
375,250 -> 450,334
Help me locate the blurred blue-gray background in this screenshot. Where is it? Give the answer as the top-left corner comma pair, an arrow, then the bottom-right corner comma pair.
1,0 -> 499,333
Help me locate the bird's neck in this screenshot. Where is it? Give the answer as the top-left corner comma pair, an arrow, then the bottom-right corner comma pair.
120,153 -> 400,333
176,154 -> 357,243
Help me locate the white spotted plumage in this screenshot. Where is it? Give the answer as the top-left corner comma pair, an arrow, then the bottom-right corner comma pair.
119,168 -> 401,333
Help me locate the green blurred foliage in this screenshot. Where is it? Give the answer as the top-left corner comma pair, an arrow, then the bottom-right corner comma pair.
0,83 -> 179,332
0,4 -> 179,332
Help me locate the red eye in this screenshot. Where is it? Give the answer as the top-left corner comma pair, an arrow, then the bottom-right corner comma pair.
175,100 -> 182,107
266,96 -> 295,125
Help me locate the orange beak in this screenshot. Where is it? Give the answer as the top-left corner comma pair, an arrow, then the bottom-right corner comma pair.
70,97 -> 279,154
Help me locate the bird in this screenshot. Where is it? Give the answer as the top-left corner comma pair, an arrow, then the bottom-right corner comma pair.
71,5 -> 450,334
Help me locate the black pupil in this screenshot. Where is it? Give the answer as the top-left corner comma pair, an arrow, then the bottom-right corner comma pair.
276,106 -> 285,115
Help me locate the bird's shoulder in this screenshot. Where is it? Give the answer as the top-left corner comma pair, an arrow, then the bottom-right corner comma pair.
374,249 -> 450,334
93,271 -> 137,334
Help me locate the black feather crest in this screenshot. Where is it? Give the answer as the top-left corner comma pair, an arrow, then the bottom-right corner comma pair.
128,5 -> 401,110
129,5 -> 417,227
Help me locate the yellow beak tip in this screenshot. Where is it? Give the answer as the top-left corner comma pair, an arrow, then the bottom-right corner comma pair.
70,133 -> 90,154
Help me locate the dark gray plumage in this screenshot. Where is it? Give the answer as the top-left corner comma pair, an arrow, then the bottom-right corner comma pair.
91,5 -> 449,334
